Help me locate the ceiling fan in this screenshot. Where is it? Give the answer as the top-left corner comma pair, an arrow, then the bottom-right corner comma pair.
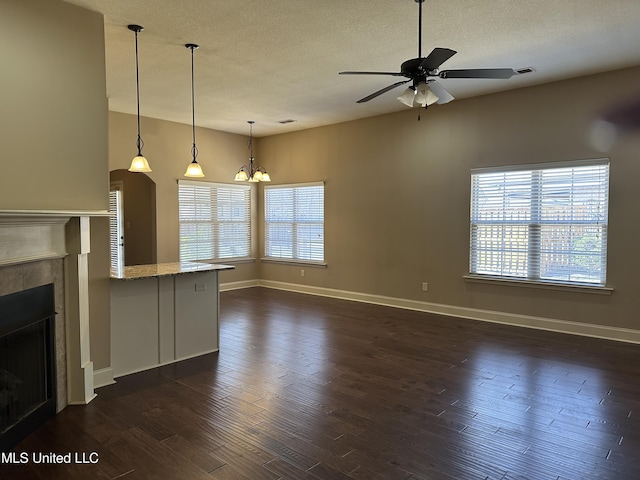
339,0 -> 519,108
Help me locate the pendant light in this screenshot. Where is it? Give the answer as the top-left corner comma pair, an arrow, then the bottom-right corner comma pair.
234,121 -> 271,182
184,43 -> 205,178
127,25 -> 152,173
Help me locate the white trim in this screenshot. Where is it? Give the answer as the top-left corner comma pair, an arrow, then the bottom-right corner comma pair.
112,349 -> 220,379
261,258 -> 327,267
197,257 -> 255,265
220,279 -> 259,291
93,367 -> 115,388
264,181 -> 324,189
463,275 -> 613,295
254,280 -> 640,345
471,157 -> 609,174
178,179 -> 251,190
0,209 -> 110,218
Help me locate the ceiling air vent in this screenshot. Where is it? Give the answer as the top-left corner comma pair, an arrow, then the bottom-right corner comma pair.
515,67 -> 535,75
278,119 -> 297,124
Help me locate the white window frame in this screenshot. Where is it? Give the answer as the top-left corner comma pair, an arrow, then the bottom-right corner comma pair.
178,180 -> 251,262
469,159 -> 610,288
264,182 -> 325,265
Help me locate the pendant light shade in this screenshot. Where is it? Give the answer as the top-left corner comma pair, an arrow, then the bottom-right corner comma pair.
127,25 -> 152,173
130,155 -> 151,172
185,160 -> 204,177
234,121 -> 271,182
184,43 -> 205,178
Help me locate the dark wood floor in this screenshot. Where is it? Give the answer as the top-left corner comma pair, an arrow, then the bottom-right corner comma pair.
4,287 -> 640,480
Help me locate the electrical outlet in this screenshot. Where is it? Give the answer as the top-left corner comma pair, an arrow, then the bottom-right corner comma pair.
300,269 -> 305,277
422,282 -> 429,292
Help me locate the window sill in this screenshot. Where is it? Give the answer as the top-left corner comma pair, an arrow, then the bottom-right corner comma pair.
463,274 -> 613,295
261,258 -> 327,268
196,257 -> 255,265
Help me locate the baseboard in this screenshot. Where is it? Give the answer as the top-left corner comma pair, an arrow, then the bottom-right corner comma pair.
220,279 -> 259,292
93,367 -> 115,389
256,280 -> 640,345
111,349 -> 221,380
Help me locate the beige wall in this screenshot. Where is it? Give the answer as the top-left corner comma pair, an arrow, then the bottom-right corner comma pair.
107,67 -> 640,335
258,66 -> 640,332
0,0 -> 108,211
0,0 -> 112,371
107,112 -> 259,284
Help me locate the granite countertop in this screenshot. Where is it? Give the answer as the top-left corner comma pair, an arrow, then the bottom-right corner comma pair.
110,261 -> 235,280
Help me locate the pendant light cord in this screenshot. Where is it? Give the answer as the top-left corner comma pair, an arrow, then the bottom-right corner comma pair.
189,45 -> 198,162
134,28 -> 144,156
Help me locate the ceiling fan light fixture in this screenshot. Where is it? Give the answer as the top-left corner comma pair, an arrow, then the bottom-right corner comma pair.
397,87 -> 416,107
415,83 -> 439,107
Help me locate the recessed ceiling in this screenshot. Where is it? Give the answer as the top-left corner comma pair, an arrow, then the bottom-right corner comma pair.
63,0 -> 640,136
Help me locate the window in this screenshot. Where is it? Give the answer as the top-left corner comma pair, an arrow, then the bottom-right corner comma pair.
178,180 -> 251,262
264,182 -> 324,263
470,159 -> 609,286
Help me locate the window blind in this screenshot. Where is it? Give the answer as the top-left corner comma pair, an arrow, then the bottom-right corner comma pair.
470,159 -> 609,285
108,189 -> 123,271
264,182 -> 324,263
178,180 -> 251,262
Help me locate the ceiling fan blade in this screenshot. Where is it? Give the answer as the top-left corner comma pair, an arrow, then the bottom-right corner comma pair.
356,80 -> 410,103
439,68 -> 516,79
340,71 -> 405,76
420,48 -> 457,71
427,81 -> 455,104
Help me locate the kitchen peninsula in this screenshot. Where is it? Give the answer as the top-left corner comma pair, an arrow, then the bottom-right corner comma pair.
110,262 -> 234,377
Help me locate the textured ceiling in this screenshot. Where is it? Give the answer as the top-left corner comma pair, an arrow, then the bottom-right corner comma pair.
63,0 -> 640,136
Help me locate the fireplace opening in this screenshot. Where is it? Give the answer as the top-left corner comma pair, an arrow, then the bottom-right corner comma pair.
0,283 -> 56,452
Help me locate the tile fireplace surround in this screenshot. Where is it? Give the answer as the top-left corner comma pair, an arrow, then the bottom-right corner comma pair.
0,210 -> 109,412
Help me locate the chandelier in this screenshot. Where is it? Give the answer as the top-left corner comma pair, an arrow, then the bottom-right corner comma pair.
234,121 -> 270,182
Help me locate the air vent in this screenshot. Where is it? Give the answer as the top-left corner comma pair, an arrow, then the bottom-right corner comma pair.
278,119 -> 297,124
515,67 -> 535,75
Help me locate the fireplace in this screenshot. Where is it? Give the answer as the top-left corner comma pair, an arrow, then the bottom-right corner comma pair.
0,211 -> 105,436
0,284 -> 56,452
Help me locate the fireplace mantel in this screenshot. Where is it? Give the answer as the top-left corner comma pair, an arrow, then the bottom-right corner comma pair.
0,209 -> 110,407
0,210 -> 109,266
